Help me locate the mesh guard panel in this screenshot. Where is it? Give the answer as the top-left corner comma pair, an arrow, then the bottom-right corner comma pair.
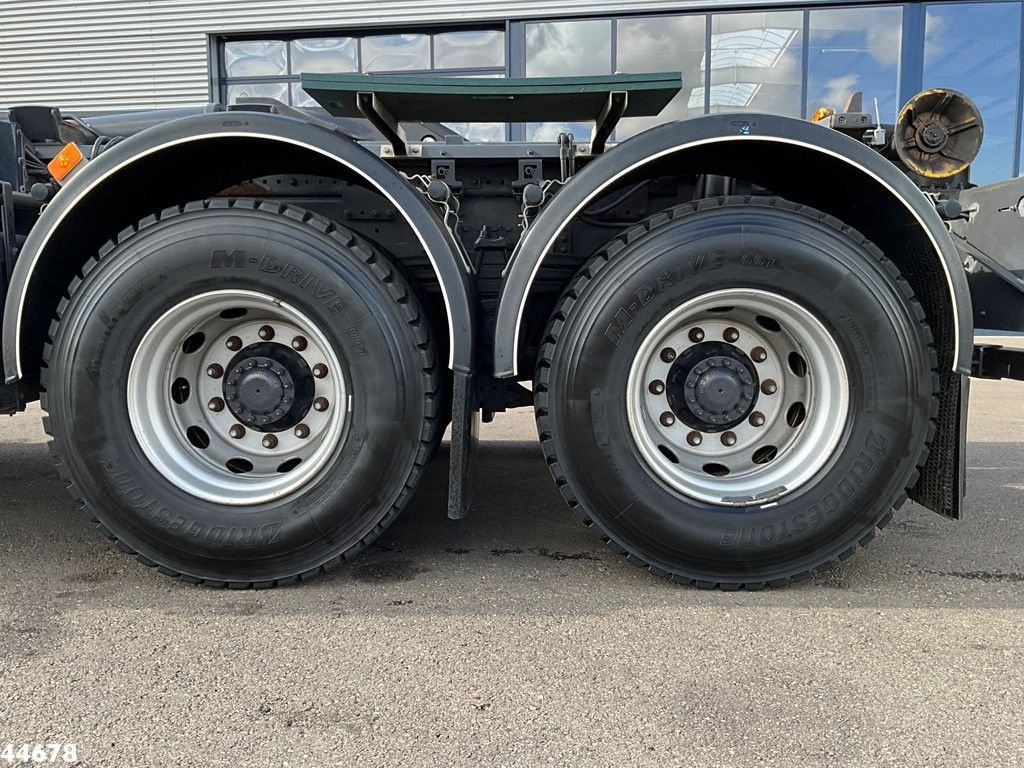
883,236 -> 966,519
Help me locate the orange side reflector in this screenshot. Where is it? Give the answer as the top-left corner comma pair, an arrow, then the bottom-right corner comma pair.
47,142 -> 84,182
811,107 -> 835,125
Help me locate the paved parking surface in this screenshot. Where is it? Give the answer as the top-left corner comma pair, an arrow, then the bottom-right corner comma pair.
1,378 -> 1023,767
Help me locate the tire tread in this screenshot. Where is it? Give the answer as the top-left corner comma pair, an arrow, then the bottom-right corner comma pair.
40,198 -> 441,589
533,196 -> 939,589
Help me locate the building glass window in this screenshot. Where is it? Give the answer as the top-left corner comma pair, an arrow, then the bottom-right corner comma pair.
525,20 -> 612,77
219,27 -> 507,140
525,19 -> 613,141
434,30 -> 505,69
289,38 -> 358,74
924,1 -> 1021,184
223,40 -> 287,78
226,81 -> 288,105
808,6 -> 903,121
708,11 -> 803,117
361,34 -> 431,72
616,15 -> 708,139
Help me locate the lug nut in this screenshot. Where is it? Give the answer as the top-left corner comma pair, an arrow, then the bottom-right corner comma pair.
294,424 -> 311,439
751,346 -> 767,363
761,379 -> 778,395
312,364 -> 328,379
206,364 -> 223,379
208,397 -> 225,413
229,425 -> 246,440
291,336 -> 308,351
649,380 -> 665,395
688,327 -> 705,344
226,336 -> 242,352
258,325 -> 275,341
723,327 -> 740,343
313,397 -> 330,412
262,434 -> 279,449
687,431 -> 703,446
750,411 -> 766,427
721,431 -> 737,447
660,348 -> 676,363
659,411 -> 675,427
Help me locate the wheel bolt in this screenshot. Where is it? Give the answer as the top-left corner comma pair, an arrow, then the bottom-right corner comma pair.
687,431 -> 703,446
291,336 -> 308,351
313,397 -> 330,412
312,364 -> 328,379
750,411 -> 766,427
751,346 -> 767,363
688,328 -> 705,344
206,364 -> 223,379
660,348 -> 676,363
649,380 -> 665,395
226,336 -> 242,352
724,327 -> 740,343
761,379 -> 778,395
294,424 -> 311,439
229,425 -> 246,440
721,431 -> 737,447
659,411 -> 675,427
258,325 -> 275,341
208,397 -> 225,413
262,434 -> 278,449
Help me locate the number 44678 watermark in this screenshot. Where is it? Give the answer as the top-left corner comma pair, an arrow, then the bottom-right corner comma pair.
0,745 -> 78,764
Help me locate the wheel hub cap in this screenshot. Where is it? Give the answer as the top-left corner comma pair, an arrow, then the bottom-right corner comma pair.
223,344 -> 313,430
667,342 -> 758,431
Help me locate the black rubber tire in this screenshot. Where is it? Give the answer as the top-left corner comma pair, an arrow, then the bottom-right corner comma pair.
41,199 -> 441,588
535,197 -> 939,589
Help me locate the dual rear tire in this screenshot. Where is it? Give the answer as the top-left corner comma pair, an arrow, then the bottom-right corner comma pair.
43,199 -> 440,587
535,198 -> 937,588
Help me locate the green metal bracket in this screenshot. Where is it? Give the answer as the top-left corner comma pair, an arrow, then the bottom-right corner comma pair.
301,72 -> 683,155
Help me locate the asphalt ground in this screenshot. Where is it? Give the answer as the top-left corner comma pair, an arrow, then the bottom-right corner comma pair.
1,377 -> 1023,767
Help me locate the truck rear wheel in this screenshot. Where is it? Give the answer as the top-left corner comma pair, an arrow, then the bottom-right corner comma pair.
535,197 -> 938,589
41,199 -> 440,587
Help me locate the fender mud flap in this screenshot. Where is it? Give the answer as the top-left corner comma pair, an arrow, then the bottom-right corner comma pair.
909,374 -> 968,520
447,370 -> 479,520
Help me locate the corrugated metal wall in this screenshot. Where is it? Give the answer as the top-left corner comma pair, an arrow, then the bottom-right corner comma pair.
0,0 -> 835,110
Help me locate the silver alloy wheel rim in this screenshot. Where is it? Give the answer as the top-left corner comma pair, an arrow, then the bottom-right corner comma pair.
626,288 -> 849,506
128,290 -> 347,505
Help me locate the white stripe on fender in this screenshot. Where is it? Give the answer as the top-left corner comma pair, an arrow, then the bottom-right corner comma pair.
13,131 -> 460,377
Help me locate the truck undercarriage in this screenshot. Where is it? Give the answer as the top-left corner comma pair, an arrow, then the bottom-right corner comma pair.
1,72 -> 1022,588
